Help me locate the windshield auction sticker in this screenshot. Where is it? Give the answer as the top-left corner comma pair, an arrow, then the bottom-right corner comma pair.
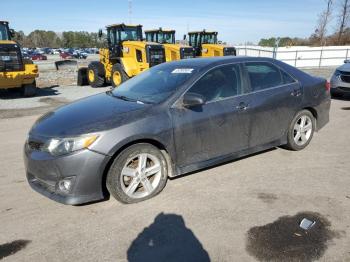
172,69 -> 194,74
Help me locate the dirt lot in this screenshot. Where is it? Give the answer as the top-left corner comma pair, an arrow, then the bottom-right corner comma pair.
0,67 -> 350,262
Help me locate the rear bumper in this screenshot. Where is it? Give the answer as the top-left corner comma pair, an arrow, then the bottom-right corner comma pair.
315,95 -> 331,131
0,64 -> 38,89
24,147 -> 111,205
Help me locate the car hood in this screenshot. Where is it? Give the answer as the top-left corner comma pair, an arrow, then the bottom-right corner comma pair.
337,63 -> 350,72
30,92 -> 149,137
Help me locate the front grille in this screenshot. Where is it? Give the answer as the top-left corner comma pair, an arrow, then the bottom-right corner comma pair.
180,47 -> 196,59
339,86 -> 350,92
223,47 -> 237,56
340,74 -> 350,83
0,43 -> 23,72
146,45 -> 165,67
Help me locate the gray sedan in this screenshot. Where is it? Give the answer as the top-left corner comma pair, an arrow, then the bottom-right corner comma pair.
330,60 -> 350,97
24,57 -> 331,205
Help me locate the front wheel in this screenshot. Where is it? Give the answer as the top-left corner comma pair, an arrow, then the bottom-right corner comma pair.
106,144 -> 168,204
111,64 -> 129,88
88,62 -> 105,88
284,110 -> 315,151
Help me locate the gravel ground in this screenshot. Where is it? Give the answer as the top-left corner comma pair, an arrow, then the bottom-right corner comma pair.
0,65 -> 349,261
0,96 -> 349,262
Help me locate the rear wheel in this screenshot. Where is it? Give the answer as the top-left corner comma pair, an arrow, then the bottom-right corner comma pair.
284,110 -> 315,151
22,81 -> 37,97
106,143 -> 168,204
87,62 -> 105,88
111,63 -> 129,88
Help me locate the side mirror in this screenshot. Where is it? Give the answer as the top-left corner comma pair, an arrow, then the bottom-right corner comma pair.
182,92 -> 205,108
183,34 -> 187,40
9,29 -> 15,38
98,29 -> 103,38
344,59 -> 350,64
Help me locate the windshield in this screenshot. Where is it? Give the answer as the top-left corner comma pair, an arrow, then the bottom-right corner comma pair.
202,34 -> 217,44
158,32 -> 174,44
111,64 -> 197,104
0,24 -> 9,40
120,27 -> 139,41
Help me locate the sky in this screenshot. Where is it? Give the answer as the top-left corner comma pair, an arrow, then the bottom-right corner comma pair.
2,0 -> 334,45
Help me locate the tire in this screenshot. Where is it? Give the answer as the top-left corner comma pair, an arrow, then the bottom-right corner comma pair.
284,110 -> 315,151
77,67 -> 88,86
111,63 -> 129,88
22,81 -> 37,97
107,143 -> 168,204
87,62 -> 105,88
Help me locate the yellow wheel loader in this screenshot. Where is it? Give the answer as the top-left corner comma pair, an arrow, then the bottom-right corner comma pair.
145,28 -> 196,62
188,30 -> 236,58
82,24 -> 166,88
0,21 -> 38,97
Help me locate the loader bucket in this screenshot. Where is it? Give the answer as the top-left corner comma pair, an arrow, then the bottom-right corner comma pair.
55,60 -> 78,70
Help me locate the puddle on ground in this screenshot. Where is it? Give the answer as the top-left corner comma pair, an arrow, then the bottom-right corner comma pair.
246,212 -> 340,262
341,107 -> 350,110
257,193 -> 278,204
0,240 -> 31,260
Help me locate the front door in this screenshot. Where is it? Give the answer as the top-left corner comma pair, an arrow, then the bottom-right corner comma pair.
171,63 -> 251,167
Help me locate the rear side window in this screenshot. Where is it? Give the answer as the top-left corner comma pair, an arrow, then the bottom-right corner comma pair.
245,62 -> 283,92
281,69 -> 296,84
188,64 -> 242,103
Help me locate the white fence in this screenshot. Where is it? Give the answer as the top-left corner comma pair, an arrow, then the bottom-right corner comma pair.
235,46 -> 350,68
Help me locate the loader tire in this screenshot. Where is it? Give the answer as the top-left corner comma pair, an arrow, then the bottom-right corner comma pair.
22,81 -> 37,97
77,67 -> 88,86
111,63 -> 129,88
88,62 -> 105,88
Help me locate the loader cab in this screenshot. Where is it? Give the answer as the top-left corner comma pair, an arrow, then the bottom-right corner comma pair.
0,21 -> 12,41
145,29 -> 175,44
188,31 -> 218,56
106,24 -> 143,59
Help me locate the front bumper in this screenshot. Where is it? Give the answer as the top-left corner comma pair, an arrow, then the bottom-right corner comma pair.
24,146 -> 110,205
330,74 -> 350,95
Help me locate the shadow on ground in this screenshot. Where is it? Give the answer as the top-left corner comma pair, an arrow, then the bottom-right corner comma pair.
127,213 -> 210,262
0,240 -> 31,260
0,85 -> 60,100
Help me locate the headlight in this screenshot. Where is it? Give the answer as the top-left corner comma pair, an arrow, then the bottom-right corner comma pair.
334,70 -> 341,77
43,134 -> 99,156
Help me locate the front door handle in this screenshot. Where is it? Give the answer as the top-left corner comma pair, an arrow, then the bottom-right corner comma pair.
236,102 -> 248,111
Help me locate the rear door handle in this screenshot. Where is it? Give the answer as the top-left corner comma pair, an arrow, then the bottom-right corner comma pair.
291,89 -> 302,97
236,102 -> 248,111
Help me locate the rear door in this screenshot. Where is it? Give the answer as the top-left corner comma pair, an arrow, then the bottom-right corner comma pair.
171,63 -> 250,167
242,61 -> 302,148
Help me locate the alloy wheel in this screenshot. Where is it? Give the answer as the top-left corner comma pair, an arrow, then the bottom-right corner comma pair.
293,115 -> 313,146
120,153 -> 162,199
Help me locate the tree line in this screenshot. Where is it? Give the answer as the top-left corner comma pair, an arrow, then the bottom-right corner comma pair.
259,0 -> 350,47
13,30 -> 106,48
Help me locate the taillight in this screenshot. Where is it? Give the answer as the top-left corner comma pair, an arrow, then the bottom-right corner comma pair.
325,80 -> 331,92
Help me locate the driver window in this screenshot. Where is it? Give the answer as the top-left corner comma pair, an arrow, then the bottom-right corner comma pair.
188,64 -> 242,103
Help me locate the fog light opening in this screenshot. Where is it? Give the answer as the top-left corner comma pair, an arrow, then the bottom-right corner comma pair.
58,178 -> 73,193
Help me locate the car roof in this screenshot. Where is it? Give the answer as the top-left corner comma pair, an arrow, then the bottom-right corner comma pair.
162,56 -> 277,69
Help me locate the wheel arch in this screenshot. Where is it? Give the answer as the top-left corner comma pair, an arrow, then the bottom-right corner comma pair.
101,138 -> 174,197
303,107 -> 318,119
302,107 -> 318,129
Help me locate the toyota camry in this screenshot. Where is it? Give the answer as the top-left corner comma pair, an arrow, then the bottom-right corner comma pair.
24,57 -> 331,205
